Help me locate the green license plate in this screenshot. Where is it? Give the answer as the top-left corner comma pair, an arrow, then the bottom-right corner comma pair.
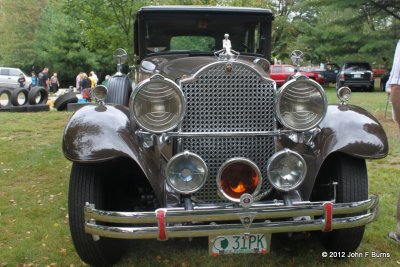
209,233 -> 271,256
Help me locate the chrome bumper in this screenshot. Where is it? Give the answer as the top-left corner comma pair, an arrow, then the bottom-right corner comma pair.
84,195 -> 379,240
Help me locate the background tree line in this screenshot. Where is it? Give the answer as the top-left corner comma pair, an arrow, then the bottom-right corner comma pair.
0,0 -> 399,86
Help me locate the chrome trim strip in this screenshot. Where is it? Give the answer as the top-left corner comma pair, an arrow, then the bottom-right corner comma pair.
85,212 -> 377,240
137,130 -> 294,139
85,195 -> 378,225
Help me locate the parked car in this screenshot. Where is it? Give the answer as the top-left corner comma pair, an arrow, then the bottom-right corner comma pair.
336,61 -> 375,91
308,63 -> 340,84
270,64 -> 325,87
0,67 -> 32,90
62,6 -> 388,266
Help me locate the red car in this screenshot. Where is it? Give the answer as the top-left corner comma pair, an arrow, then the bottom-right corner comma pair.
270,64 -> 325,87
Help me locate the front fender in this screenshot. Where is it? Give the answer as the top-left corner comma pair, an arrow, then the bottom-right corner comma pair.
318,104 -> 388,159
63,104 -> 135,162
297,104 -> 388,199
62,104 -> 165,204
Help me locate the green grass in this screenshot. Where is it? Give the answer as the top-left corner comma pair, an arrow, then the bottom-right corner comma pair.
0,88 -> 399,266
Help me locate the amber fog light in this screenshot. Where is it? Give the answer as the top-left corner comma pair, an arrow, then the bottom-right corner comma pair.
165,151 -> 208,194
217,158 -> 262,202
267,149 -> 306,192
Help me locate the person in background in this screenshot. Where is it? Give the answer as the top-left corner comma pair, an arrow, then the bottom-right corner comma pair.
88,72 -> 96,89
38,67 -> 49,90
387,39 -> 400,243
76,72 -> 83,92
101,75 -> 111,87
80,73 -> 92,101
31,72 -> 38,88
18,73 -> 26,88
90,71 -> 98,85
50,73 -> 60,93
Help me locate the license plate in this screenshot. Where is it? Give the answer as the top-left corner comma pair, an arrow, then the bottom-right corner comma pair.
354,74 -> 361,78
209,233 -> 270,256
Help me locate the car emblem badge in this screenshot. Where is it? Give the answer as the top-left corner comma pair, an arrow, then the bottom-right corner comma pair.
240,193 -> 253,208
226,63 -> 233,72
239,212 -> 257,229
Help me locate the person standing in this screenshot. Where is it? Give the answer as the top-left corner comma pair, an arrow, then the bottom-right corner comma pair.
80,73 -> 92,101
31,72 -> 38,87
50,73 -> 60,93
387,39 -> 400,243
17,73 -> 26,88
38,67 -> 49,90
76,72 -> 83,92
90,71 -> 98,85
101,75 -> 111,87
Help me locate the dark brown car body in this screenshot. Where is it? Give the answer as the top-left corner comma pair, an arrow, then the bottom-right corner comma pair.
63,6 -> 388,265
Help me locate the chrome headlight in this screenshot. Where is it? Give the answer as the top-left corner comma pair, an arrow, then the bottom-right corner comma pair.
276,78 -> 327,131
92,85 -> 108,101
165,151 -> 208,194
130,74 -> 186,133
267,149 -> 306,192
337,86 -> 352,103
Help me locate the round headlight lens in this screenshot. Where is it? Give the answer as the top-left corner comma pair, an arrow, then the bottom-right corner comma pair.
165,151 -> 208,194
92,85 -> 108,101
130,74 -> 185,133
337,86 -> 352,103
276,79 -> 327,131
217,158 -> 262,202
267,149 -> 306,192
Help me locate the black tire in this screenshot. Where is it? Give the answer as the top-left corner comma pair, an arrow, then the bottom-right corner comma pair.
11,88 -> 29,106
318,154 -> 368,252
68,163 -> 127,266
105,75 -> 132,106
10,105 -> 28,112
0,88 -> 12,108
26,104 -> 50,112
28,86 -> 48,105
54,92 -> 78,111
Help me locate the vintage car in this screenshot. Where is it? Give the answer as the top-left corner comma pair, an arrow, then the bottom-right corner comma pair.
62,6 -> 388,266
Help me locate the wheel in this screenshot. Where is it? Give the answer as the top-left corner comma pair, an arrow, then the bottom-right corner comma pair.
0,88 -> 12,108
26,104 -> 50,112
11,88 -> 29,106
317,154 -> 368,252
54,92 -> 78,111
68,163 -> 128,266
28,86 -> 48,105
105,75 -> 132,106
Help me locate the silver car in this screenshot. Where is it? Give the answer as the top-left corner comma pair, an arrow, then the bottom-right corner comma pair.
0,67 -> 32,90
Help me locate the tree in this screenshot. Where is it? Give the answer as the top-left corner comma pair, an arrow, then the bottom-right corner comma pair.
0,0 -> 46,71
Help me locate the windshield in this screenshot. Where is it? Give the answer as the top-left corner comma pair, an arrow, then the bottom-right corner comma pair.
142,13 -> 268,56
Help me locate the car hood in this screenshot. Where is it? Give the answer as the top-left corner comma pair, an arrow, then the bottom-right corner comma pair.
139,54 -> 270,81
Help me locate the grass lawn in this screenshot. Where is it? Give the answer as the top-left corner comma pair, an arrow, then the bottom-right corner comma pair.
0,87 -> 399,266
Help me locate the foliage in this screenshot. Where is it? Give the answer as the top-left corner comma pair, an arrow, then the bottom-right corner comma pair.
0,0 -> 47,72
0,0 -> 399,83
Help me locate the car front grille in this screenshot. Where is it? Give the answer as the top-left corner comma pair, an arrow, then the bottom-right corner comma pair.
180,61 -> 276,203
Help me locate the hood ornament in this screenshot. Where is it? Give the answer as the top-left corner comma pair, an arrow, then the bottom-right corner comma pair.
215,33 -> 240,60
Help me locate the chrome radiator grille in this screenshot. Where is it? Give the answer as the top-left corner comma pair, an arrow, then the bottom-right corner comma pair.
180,62 -> 276,203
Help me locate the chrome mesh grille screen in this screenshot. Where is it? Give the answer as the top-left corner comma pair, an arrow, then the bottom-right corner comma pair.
180,62 -> 276,203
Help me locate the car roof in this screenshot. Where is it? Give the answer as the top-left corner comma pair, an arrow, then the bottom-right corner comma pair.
138,5 -> 273,15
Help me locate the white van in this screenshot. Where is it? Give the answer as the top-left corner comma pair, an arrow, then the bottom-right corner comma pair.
0,67 -> 32,90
